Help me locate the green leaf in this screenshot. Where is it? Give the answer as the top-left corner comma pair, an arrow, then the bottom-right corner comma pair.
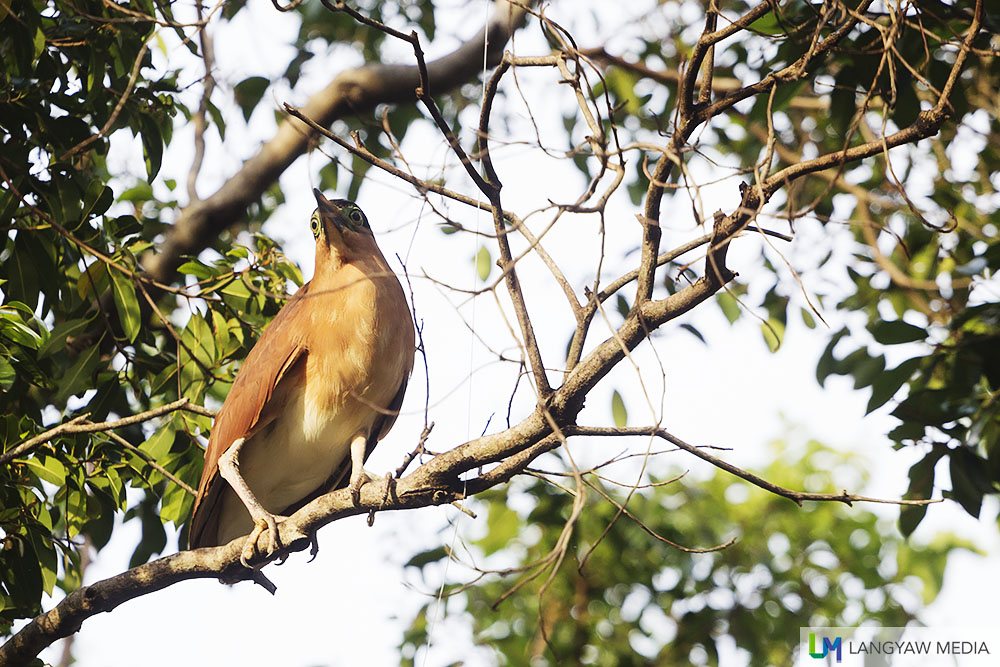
717,291 -> 741,324
0,357 -> 14,391
948,449 -> 993,519
870,319 -> 927,345
616,295 -> 630,319
83,496 -> 117,550
891,389 -> 965,426
761,318 -> 784,352
800,307 -> 816,329
6,232 -> 44,310
177,260 -> 213,280
405,546 -> 448,572
851,353 -> 885,390
226,246 -> 250,261
81,182 -> 114,223
54,345 -> 101,403
680,323 -> 705,344
816,328 -> 849,386
831,67 -> 858,139
770,79 -> 806,114
160,478 -> 194,524
139,116 -> 163,180
24,456 -> 66,486
319,160 -> 339,191
32,26 -> 45,60
129,508 -> 167,568
866,357 -> 921,414
479,504 -> 521,556
37,318 -> 93,359
0,309 -> 43,349
220,276 -> 251,308
140,423 -> 175,462
233,76 -> 269,122
475,246 -> 492,282
748,11 -> 783,35
606,67 -> 642,115
211,309 -> 231,360
109,268 -> 141,343
611,390 -> 627,427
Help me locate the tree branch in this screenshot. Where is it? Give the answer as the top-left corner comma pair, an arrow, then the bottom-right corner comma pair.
142,0 -> 534,284
0,398 -> 213,467
564,426 -> 941,507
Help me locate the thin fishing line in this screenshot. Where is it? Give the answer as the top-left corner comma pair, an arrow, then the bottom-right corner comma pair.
420,2 -> 492,664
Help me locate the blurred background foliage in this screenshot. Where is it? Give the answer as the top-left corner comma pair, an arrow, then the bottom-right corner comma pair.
400,442 -> 970,665
1,0 -> 997,660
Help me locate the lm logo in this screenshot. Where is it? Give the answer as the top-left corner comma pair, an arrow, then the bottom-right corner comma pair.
809,633 -> 843,662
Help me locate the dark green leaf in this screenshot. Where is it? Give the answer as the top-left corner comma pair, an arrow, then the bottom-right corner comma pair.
616,295 -> 630,319
54,345 -> 101,404
0,358 -> 14,391
405,546 -> 448,571
37,318 -> 93,359
866,357 -> 921,414
870,320 -> 927,345
109,268 -> 142,343
233,76 -> 269,122
680,323 -> 705,344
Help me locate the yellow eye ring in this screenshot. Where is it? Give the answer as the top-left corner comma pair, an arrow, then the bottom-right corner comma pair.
310,214 -> 321,237
349,209 -> 363,224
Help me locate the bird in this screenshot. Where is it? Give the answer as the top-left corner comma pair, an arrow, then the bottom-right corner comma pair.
187,189 -> 414,566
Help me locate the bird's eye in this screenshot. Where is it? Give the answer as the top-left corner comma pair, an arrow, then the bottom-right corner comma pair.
310,213 -> 321,237
349,209 -> 364,225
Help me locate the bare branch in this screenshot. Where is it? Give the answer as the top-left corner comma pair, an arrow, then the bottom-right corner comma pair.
564,426 -> 941,508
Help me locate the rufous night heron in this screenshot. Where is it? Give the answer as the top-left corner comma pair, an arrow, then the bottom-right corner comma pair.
188,189 -> 414,566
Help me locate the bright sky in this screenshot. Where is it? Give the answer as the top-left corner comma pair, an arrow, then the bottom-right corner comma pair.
21,1 -> 1000,665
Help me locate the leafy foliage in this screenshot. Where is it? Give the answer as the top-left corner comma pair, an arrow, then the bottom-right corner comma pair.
401,443 -> 963,666
0,0 -> 308,631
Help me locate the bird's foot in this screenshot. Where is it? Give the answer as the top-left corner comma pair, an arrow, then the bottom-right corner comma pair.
366,474 -> 396,527
241,509 -> 289,568
349,467 -> 373,505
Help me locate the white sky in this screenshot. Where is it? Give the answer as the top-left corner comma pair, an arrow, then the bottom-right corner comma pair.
19,0 -> 1000,665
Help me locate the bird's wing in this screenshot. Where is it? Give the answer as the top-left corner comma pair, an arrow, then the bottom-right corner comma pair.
373,372 -> 409,443
187,284 -> 312,549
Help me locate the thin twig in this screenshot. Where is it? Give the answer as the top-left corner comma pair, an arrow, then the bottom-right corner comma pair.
105,431 -> 197,496
565,426 -> 940,507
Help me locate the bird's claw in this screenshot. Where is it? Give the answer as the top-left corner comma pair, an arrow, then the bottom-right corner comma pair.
307,532 -> 321,562
240,511 -> 288,568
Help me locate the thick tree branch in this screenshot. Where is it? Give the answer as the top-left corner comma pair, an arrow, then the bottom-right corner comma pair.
142,0 -> 533,284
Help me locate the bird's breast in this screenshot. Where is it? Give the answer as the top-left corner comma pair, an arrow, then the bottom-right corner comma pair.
213,262 -> 412,544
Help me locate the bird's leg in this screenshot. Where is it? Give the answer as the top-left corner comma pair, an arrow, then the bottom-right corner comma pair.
348,433 -> 374,504
217,437 -> 287,567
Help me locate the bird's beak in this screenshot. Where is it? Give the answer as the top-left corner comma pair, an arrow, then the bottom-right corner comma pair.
313,188 -> 349,231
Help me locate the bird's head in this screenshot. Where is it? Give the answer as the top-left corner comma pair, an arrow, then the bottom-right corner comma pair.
311,188 -> 380,266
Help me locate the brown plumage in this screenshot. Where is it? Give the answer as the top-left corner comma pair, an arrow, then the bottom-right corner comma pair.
188,190 -> 414,562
